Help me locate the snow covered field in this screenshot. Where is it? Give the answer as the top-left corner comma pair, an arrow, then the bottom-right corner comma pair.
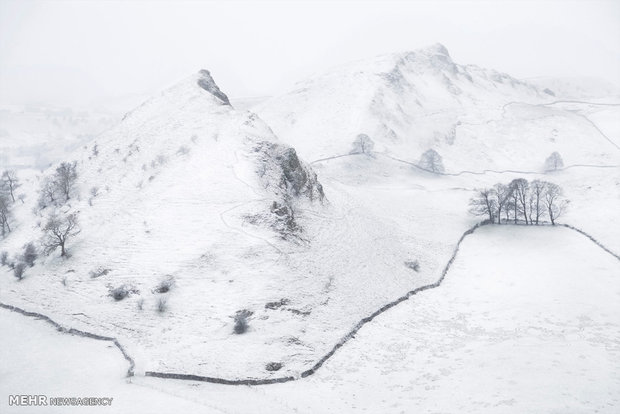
3,225 -> 618,413
1,42 -> 619,413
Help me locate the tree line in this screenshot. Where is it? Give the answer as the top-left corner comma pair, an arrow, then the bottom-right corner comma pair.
469,178 -> 568,225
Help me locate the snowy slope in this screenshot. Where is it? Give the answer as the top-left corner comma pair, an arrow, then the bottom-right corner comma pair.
256,44 -> 620,171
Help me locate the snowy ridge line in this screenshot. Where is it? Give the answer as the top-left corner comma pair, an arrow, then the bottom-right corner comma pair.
0,302 -> 135,377
561,224 -> 620,261
144,221 -> 489,385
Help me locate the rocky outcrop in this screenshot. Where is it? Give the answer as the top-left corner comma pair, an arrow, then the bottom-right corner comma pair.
255,141 -> 325,203
196,69 -> 231,105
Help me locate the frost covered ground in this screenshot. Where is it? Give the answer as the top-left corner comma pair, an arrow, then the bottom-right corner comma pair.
3,225 -> 618,413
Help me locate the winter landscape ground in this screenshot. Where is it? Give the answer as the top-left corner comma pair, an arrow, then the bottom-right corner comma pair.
1,43 -> 619,413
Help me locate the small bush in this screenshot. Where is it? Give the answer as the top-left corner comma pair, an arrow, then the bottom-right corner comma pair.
233,309 -> 253,334
14,263 -> 26,280
405,260 -> 420,272
0,251 -> 7,266
265,362 -> 283,371
156,297 -> 168,313
154,277 -> 174,294
108,285 -> 138,301
90,267 -> 110,278
265,298 -> 290,310
22,242 -> 38,267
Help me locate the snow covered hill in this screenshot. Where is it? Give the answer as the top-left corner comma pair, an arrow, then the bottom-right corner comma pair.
2,69 -> 477,380
256,44 -> 620,171
1,46 -> 619,411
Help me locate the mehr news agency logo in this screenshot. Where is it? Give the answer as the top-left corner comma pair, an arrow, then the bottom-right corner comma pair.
8,395 -> 113,407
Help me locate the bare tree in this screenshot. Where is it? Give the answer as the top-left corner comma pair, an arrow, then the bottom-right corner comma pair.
350,134 -> 375,155
418,149 -> 445,174
0,193 -> 11,237
55,161 -> 78,202
42,213 -> 80,257
38,176 -> 58,209
544,182 -> 567,225
544,151 -> 564,171
468,188 -> 496,222
529,180 -> 547,225
1,170 -> 19,202
492,183 -> 512,224
510,178 -> 530,224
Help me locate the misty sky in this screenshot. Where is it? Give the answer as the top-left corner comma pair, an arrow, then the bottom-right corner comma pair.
0,0 -> 619,110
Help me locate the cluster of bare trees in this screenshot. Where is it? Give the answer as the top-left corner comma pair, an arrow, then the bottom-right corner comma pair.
1,170 -> 20,237
469,178 -> 568,225
38,161 -> 78,209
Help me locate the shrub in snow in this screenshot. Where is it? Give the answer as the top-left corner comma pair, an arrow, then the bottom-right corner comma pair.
0,251 -> 7,266
233,309 -> 253,334
89,267 -> 110,278
265,298 -> 290,310
22,242 -> 38,267
405,260 -> 420,272
154,277 -> 175,294
156,297 -> 168,313
14,263 -> 26,281
265,362 -> 283,371
108,285 -> 138,301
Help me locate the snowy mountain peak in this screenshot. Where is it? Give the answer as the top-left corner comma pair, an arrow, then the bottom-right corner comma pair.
196,69 -> 231,106
420,42 -> 450,57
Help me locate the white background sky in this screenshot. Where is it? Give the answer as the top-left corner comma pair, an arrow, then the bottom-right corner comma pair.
0,0 -> 619,109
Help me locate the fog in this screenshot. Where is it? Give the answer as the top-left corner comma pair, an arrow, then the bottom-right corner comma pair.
1,0 -> 619,109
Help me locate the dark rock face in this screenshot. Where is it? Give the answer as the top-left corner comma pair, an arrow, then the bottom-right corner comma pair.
196,69 -> 231,106
277,147 -> 325,202
256,141 -> 325,203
